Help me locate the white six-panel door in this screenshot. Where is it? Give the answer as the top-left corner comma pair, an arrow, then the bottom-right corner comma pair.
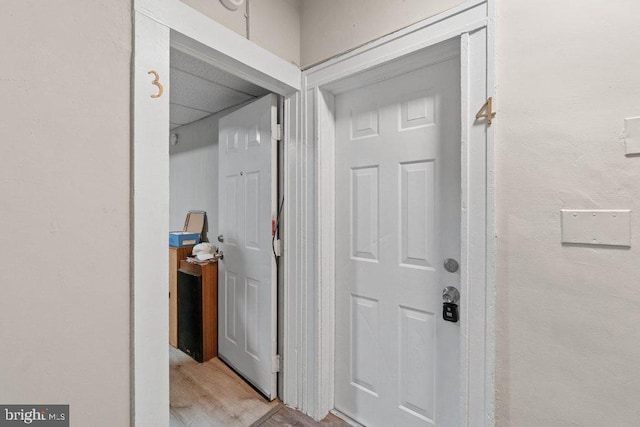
334,58 -> 461,426
218,94 -> 278,399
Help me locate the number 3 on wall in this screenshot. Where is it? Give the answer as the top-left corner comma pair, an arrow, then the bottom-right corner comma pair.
148,70 -> 163,98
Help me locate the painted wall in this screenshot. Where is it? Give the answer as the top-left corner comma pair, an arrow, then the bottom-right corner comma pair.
494,1 -> 640,425
299,0 -> 466,67
181,0 -> 301,66
0,1 -> 131,426
170,114 -> 220,241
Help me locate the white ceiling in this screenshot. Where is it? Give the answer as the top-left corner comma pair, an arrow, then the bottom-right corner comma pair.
170,48 -> 269,129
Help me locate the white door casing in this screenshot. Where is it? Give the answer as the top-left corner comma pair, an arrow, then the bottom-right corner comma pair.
334,59 -> 461,426
304,3 -> 494,422
133,0 -> 302,423
218,94 -> 279,399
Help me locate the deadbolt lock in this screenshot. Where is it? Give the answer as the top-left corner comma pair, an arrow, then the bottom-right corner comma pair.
442,286 -> 460,323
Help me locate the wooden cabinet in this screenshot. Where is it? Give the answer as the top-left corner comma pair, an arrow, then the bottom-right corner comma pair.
169,245 -> 194,347
177,260 -> 218,362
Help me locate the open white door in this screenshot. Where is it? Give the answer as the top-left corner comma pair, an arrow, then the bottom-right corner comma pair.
218,94 -> 278,399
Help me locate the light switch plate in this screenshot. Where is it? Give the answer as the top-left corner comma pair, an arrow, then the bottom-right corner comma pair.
624,117 -> 640,156
561,209 -> 631,247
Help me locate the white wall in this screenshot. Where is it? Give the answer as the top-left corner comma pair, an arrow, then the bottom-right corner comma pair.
299,0 -> 466,67
181,0 -> 301,66
495,1 -> 640,425
170,114 -> 220,241
181,0 -> 246,37
0,1 -> 131,426
250,0 -> 301,67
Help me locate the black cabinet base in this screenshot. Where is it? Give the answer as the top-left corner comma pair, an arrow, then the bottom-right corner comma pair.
178,270 -> 203,362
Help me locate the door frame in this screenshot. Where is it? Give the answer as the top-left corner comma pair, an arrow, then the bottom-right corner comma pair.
132,1 -> 303,425
302,0 -> 496,424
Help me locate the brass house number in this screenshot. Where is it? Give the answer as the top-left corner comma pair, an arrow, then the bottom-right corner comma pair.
148,70 -> 164,98
475,97 -> 496,126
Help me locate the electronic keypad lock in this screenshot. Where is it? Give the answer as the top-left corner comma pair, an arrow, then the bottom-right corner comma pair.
442,286 -> 460,323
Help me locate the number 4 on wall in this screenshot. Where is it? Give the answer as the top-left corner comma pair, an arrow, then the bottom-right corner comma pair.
475,97 -> 496,126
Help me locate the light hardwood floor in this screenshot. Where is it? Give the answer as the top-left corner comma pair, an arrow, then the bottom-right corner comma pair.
170,346 -> 348,427
253,405 -> 349,427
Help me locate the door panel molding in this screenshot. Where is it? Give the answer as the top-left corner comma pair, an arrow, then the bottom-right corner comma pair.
302,0 -> 496,424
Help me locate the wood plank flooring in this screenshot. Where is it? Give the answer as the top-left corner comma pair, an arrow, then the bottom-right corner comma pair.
170,346 -> 349,427
170,346 -> 279,426
253,406 -> 348,427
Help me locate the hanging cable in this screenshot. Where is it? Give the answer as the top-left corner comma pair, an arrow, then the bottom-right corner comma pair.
272,197 -> 285,264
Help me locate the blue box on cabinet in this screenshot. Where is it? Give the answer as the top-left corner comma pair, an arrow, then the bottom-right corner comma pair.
170,211 -> 207,247
169,232 -> 201,247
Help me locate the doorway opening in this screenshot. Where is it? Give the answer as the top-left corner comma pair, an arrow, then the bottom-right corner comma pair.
132,2 -> 307,423
167,42 -> 286,426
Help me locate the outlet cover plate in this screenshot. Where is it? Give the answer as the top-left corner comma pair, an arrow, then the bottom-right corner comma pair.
561,209 -> 631,247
